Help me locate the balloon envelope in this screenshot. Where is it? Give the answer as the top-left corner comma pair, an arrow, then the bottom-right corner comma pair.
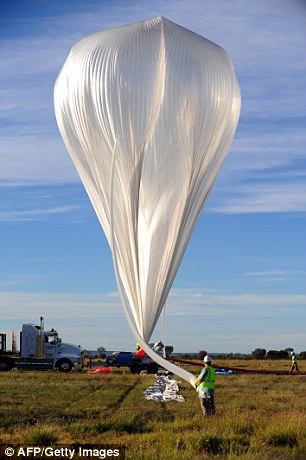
54,16 -> 240,345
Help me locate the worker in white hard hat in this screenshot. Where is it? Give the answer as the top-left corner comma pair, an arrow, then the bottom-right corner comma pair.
289,351 -> 300,373
195,355 -> 216,416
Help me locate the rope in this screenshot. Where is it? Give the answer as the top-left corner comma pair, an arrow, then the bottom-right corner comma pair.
166,357 -> 306,376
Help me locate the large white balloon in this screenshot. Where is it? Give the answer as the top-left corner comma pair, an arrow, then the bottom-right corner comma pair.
54,16 -> 240,386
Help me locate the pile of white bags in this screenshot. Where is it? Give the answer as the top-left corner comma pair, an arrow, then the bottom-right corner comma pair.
144,371 -> 185,402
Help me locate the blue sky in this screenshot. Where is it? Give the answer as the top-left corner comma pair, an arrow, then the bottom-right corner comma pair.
1,0 -> 305,354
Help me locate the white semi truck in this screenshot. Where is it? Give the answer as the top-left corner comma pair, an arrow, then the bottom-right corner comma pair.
0,317 -> 82,372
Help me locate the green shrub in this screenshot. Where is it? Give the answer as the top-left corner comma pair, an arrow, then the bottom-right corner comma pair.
176,438 -> 186,451
228,434 -> 250,455
196,433 -> 251,456
113,414 -> 151,434
265,430 -> 298,448
25,426 -> 58,445
196,435 -> 226,455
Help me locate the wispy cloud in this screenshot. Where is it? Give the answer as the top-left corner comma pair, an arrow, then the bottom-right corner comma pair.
3,287 -> 303,352
167,288 -> 306,314
0,272 -> 305,354
241,270 -> 306,285
0,205 -> 79,222
0,184 -> 90,224
0,290 -> 132,350
210,182 -> 306,214
207,120 -> 306,213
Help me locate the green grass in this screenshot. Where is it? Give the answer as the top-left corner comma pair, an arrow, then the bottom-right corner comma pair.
0,361 -> 306,459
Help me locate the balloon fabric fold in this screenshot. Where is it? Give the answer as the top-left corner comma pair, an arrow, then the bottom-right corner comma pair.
54,16 -> 240,387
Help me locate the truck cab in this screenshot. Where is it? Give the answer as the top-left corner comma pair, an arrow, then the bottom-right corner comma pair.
20,323 -> 82,372
0,319 -> 82,372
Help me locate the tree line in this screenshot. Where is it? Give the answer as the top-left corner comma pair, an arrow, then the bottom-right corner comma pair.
197,349 -> 306,360
251,348 -> 306,360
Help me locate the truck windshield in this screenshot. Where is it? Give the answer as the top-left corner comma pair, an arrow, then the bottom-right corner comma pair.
45,334 -> 59,344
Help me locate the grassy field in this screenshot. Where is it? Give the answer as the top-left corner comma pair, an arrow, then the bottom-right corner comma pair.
0,360 -> 306,459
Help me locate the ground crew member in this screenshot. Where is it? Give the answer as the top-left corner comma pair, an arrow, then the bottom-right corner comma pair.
135,343 -> 145,360
195,355 -> 216,416
289,351 -> 300,373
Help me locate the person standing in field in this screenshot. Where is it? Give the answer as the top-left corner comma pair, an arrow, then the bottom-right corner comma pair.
135,343 -> 145,360
195,355 -> 216,416
289,351 -> 300,373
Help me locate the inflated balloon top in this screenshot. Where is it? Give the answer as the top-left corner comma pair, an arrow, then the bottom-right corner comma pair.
54,16 -> 240,386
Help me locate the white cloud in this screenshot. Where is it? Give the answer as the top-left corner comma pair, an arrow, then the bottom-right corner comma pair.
211,182 -> 306,214
244,270 -> 306,279
0,290 -> 130,350
0,205 -> 79,222
167,289 -> 306,315
0,128 -> 79,187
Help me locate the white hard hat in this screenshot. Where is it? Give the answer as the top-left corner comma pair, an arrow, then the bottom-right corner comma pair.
203,355 -> 212,363
290,351 -> 294,355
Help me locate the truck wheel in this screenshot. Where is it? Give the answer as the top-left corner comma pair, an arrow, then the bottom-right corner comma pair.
130,362 -> 141,374
148,363 -> 158,374
57,359 -> 72,372
0,358 -> 13,371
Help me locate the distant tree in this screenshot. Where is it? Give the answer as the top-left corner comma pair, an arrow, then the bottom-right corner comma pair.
226,353 -> 245,360
165,345 -> 174,357
252,348 -> 266,360
198,350 -> 207,361
279,349 -> 290,359
299,351 -> 306,360
284,347 -> 294,355
267,349 -> 289,360
97,346 -> 106,358
267,350 -> 277,360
